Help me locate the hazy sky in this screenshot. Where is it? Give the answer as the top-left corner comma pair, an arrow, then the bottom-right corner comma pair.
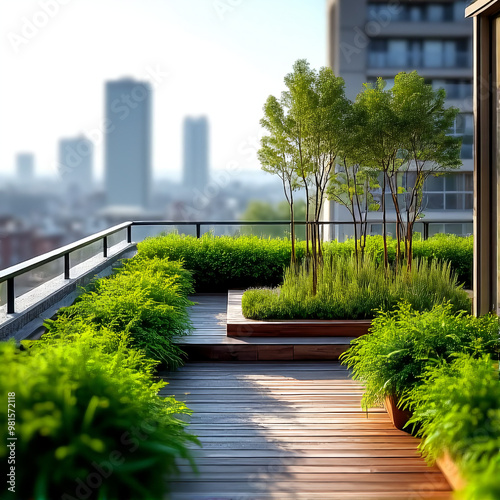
0,0 -> 326,182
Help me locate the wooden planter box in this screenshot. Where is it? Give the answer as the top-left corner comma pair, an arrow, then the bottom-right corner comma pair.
227,290 -> 372,338
436,451 -> 467,491
384,394 -> 413,431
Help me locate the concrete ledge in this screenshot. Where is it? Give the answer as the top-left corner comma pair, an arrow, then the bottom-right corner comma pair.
0,243 -> 137,341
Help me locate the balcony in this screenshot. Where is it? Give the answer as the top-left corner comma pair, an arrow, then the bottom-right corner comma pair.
3,219 -> 496,498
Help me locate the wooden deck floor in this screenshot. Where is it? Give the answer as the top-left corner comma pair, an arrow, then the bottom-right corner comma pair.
162,362 -> 452,500
177,294 -> 355,361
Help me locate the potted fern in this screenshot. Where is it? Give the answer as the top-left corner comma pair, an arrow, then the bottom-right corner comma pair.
405,355 -> 500,493
340,303 -> 499,430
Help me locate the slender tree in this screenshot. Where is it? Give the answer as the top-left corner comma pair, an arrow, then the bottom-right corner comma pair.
354,79 -> 402,268
391,72 -> 462,269
259,95 -> 301,262
327,102 -> 380,261
281,60 -> 316,258
259,60 -> 348,294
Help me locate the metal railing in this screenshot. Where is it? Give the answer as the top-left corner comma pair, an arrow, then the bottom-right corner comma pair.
0,219 -> 473,315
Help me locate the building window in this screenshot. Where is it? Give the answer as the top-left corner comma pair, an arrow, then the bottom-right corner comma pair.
448,113 -> 474,159
368,2 -> 466,23
423,172 -> 473,210
429,79 -> 472,99
367,38 -> 471,69
366,78 -> 472,100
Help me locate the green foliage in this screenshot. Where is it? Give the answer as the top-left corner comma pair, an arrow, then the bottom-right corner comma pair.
47,255 -> 194,369
458,458 -> 500,500
323,234 -> 473,288
0,337 -> 198,500
339,304 -> 499,410
240,200 -> 307,239
242,255 -> 471,321
412,234 -> 473,288
137,233 -> 306,292
136,233 -> 472,292
406,355 -> 500,473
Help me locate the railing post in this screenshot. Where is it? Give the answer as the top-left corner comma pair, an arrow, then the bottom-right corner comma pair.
64,253 -> 70,279
7,278 -> 15,314
127,225 -> 132,244
103,236 -> 108,258
423,222 -> 429,241
196,223 -> 201,238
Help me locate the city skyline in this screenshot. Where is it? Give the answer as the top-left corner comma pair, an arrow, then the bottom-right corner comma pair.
0,0 -> 326,182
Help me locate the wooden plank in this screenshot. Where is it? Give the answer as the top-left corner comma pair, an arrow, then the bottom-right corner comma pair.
165,359 -> 451,499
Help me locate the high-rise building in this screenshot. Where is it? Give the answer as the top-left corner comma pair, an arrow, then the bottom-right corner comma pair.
105,78 -> 152,208
183,116 -> 209,191
324,0 -> 473,240
16,153 -> 34,182
59,135 -> 93,191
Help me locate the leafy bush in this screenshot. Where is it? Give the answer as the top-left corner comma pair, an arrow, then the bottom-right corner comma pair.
137,233 -> 306,292
339,303 -> 499,409
407,355 -> 500,469
0,337 -> 198,500
323,234 -> 473,288
137,233 -> 472,292
49,256 -> 194,368
413,234 -> 473,289
406,355 -> 500,500
242,255 -> 471,320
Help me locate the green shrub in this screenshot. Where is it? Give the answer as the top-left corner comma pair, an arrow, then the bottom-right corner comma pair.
413,234 -> 473,289
137,233 -> 306,292
406,355 -> 500,471
322,234 -> 473,288
339,303 -> 499,409
407,354 -> 500,500
0,338 -> 198,500
459,458 -> 500,500
49,256 -> 194,368
242,255 -> 471,320
136,233 -> 472,292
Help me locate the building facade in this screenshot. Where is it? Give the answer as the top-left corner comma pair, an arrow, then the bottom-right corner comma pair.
105,78 -> 152,208
183,116 -> 209,192
323,0 -> 473,240
465,0 -> 500,315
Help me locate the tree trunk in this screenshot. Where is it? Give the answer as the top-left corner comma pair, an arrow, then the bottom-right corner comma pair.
382,173 -> 388,270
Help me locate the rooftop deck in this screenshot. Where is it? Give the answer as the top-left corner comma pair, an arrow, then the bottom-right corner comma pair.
161,295 -> 452,499
177,294 -> 354,361
162,362 -> 452,499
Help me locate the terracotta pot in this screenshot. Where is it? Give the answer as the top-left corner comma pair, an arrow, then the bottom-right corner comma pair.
436,451 -> 467,491
384,394 -> 413,431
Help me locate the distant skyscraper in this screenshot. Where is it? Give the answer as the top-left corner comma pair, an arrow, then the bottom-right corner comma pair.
59,135 -> 93,191
16,153 -> 34,181
105,78 -> 152,208
183,117 -> 209,191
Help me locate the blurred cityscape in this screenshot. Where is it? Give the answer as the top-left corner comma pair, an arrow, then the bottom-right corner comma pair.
0,74 -> 286,270
1,0 -> 474,270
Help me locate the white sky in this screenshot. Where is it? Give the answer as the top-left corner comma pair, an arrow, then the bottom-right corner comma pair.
0,0 -> 326,182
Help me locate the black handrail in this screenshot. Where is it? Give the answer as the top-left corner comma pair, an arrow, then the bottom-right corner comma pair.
0,221 -> 130,313
0,218 -> 473,315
